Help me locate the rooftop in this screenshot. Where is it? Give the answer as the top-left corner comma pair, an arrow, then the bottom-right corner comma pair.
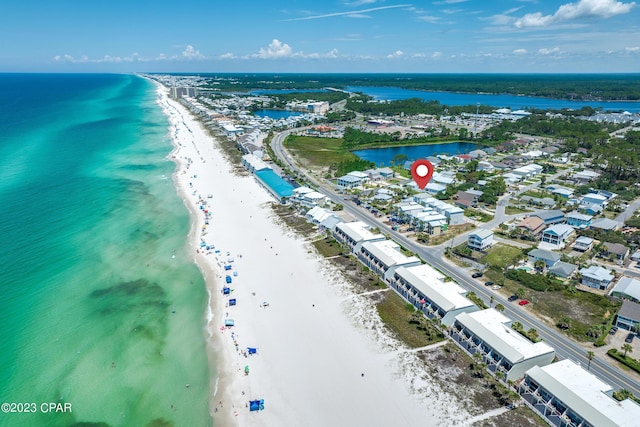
395,264 -> 475,312
618,299 -> 640,322
335,221 -> 384,243
361,240 -> 420,269
455,309 -> 555,363
612,277 -> 640,301
526,359 -> 640,427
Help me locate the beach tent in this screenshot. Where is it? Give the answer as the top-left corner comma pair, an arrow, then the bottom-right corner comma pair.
222,287 -> 231,295
249,399 -> 264,411
247,347 -> 257,355
224,319 -> 235,327
224,265 -> 232,270
229,298 -> 237,306
233,271 -> 238,277
225,275 -> 232,284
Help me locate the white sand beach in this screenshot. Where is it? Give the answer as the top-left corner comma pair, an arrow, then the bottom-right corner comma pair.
156,85 -> 474,426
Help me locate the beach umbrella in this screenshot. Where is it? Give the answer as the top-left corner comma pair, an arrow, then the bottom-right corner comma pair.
244,365 -> 250,374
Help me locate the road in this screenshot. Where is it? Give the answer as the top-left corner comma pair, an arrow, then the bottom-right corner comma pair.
270,130 -> 640,395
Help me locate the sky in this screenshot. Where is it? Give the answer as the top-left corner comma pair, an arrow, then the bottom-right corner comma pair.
2,0 -> 639,73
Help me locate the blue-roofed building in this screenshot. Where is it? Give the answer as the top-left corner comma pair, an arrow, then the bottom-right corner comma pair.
566,211 -> 593,229
255,169 -> 294,202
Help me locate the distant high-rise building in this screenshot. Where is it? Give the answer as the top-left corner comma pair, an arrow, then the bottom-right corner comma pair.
169,87 -> 197,98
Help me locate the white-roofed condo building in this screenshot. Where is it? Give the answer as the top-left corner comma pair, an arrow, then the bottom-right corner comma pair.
519,359 -> 640,427
333,221 -> 385,253
357,240 -> 421,282
390,264 -> 479,326
451,309 -> 555,381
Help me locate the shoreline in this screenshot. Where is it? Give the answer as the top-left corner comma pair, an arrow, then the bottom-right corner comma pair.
154,82 -> 477,426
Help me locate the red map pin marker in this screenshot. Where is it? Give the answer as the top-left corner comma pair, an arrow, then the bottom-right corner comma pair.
410,159 -> 434,190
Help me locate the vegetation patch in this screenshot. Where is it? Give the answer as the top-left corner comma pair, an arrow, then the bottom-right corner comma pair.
481,245 -> 526,269
607,348 -> 640,374
375,291 -> 445,348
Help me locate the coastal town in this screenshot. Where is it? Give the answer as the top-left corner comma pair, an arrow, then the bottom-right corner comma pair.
149,73 -> 640,426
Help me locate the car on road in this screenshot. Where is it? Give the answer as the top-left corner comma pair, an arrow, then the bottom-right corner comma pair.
471,272 -> 482,278
484,281 -> 494,287
518,299 -> 530,306
626,333 -> 634,343
508,295 -> 518,302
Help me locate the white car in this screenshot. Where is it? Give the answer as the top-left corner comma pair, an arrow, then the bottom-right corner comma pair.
492,285 -> 502,290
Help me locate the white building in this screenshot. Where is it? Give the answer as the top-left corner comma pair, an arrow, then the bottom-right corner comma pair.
541,224 -> 575,248
520,359 -> 640,427
579,265 -> 615,290
241,153 -> 269,173
390,264 -> 479,326
291,186 -> 327,208
357,240 -> 421,282
468,229 -> 494,251
333,221 -> 385,253
451,309 -> 555,381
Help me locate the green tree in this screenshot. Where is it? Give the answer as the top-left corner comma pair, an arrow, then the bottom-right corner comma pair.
495,303 -> 505,312
557,316 -> 571,330
622,343 -> 633,358
392,153 -> 408,166
516,287 -> 527,300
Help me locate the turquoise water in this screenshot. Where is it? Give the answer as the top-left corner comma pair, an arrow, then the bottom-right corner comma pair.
0,74 -> 212,427
353,141 -> 480,166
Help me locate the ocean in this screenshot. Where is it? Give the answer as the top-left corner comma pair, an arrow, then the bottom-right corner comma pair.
0,74 -> 212,427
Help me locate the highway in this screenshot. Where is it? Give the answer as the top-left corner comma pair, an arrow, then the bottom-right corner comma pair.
271,130 -> 640,395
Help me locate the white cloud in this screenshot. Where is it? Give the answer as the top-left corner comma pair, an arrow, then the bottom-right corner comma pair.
387,50 -> 404,58
513,48 -> 528,55
418,15 -> 442,23
284,4 -> 411,21
538,47 -> 561,55
432,51 -> 443,59
219,52 -> 236,59
182,45 -> 204,59
625,46 -> 640,53
515,0 -> 636,28
433,0 -> 469,4
254,39 -> 294,59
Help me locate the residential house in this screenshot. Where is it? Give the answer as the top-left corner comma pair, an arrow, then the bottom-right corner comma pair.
565,211 -> 593,229
451,309 -> 556,381
425,182 -> 447,195
532,210 -> 566,225
541,224 -> 575,248
468,229 -> 494,251
521,196 -> 556,209
603,242 -> 630,261
615,300 -> 640,332
547,185 -> 574,198
579,265 -> 615,290
581,193 -> 608,207
527,249 -> 560,268
548,261 -> 577,279
573,236 -> 594,252
517,217 -> 546,237
590,218 -> 620,232
336,174 -> 363,189
570,169 -> 600,183
390,264 -> 479,326
611,277 -> 640,303
519,359 -> 640,427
